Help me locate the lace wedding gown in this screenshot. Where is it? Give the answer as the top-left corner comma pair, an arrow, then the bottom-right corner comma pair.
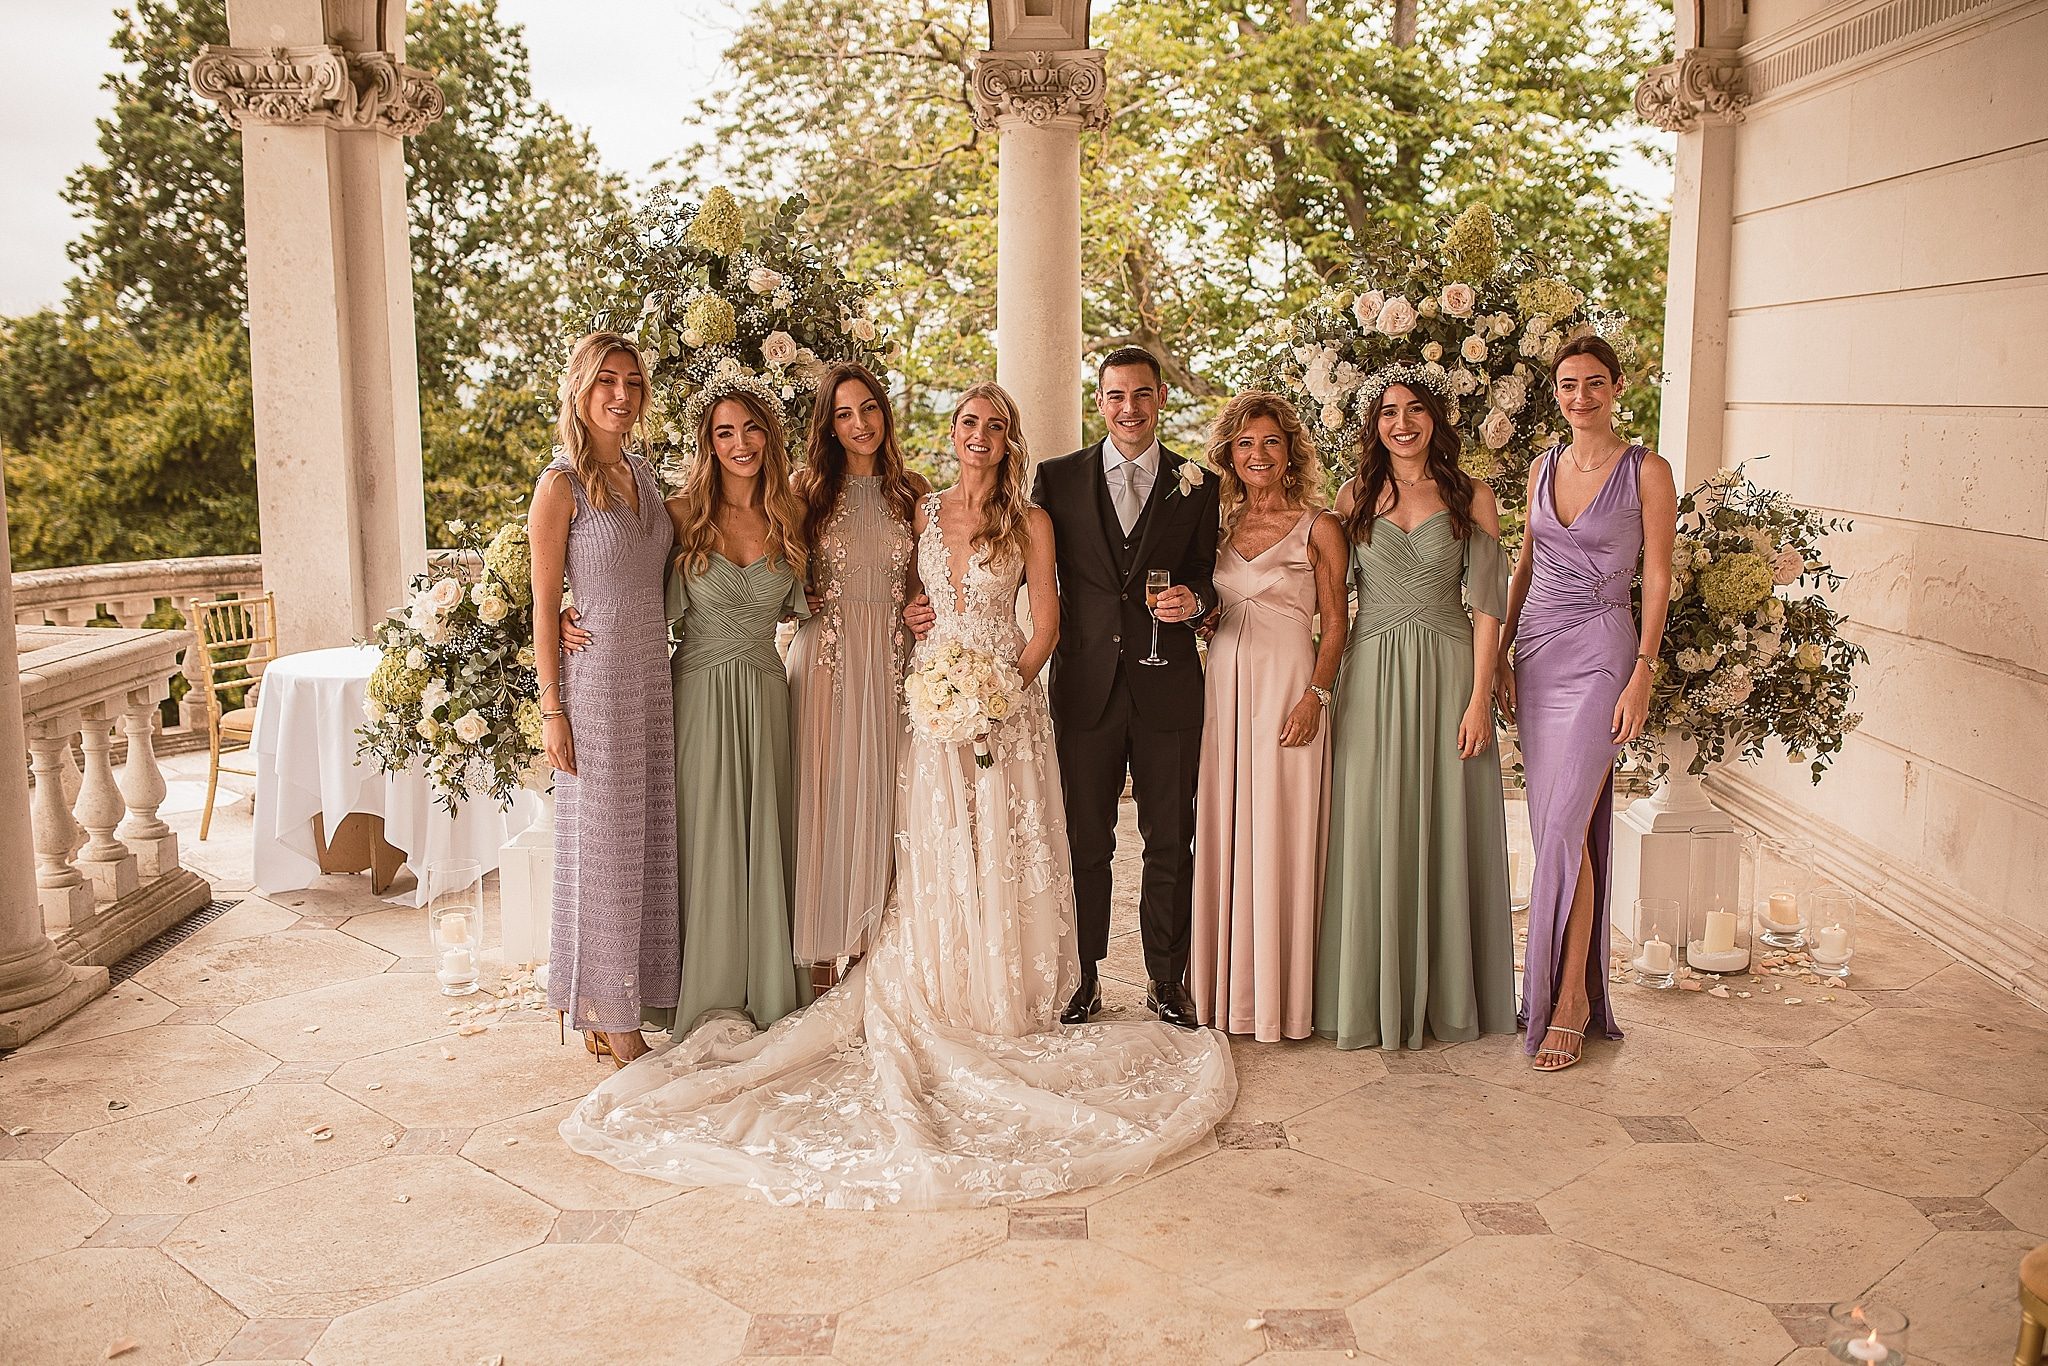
560,494 -> 1237,1208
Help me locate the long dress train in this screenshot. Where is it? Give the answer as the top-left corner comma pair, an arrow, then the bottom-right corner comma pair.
1514,444 -> 1646,1054
560,494 -> 1236,1207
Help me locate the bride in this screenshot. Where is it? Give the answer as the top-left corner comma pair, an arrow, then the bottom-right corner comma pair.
561,381 -> 1236,1208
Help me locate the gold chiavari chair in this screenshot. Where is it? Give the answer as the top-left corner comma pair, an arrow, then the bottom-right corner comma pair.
185,592 -> 278,839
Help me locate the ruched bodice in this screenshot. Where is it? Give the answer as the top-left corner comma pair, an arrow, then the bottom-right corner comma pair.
1519,445 -> 1645,662
1347,513 -> 1509,644
669,554 -> 806,680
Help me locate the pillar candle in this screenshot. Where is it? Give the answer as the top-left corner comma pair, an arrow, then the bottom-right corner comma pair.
1766,892 -> 1800,928
1703,910 -> 1737,955
1639,937 -> 1674,974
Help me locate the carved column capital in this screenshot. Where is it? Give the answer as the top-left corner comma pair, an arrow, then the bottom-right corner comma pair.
1634,48 -> 1750,133
970,49 -> 1109,133
189,44 -> 446,136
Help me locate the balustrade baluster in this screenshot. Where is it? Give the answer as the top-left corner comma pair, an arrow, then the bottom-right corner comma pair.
118,688 -> 179,878
73,710 -> 139,902
26,721 -> 93,931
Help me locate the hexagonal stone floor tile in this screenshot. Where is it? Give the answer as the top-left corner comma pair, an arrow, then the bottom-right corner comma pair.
628,1185 -> 1006,1314
1445,1020 -> 1764,1116
1540,1141 -> 1933,1302
218,969 -> 459,1065
1689,1065 -> 2044,1198
833,1239 -> 1261,1366
1866,1228 -> 2044,1366
0,1247 -> 243,1365
176,896 -> 302,951
136,928 -> 393,1008
338,900 -> 502,959
163,1154 -> 554,1316
309,1244 -> 746,1366
1288,1074 -> 1628,1202
1836,915 -> 1958,992
0,1025 -> 278,1132
1909,962 -> 2048,1027
1347,1235 -> 1793,1366
1814,1007 -> 2048,1113
0,1162 -> 108,1269
1609,976 -> 1871,1051
326,1020 -> 604,1129
462,1101 -> 676,1212
1988,1148 -> 2048,1235
48,1083 -> 400,1215
1221,1035 -> 1387,1125
14,981 -> 176,1055
1089,1147 -> 1468,1308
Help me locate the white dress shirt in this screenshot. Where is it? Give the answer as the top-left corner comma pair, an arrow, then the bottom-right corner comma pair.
1102,439 -> 1160,536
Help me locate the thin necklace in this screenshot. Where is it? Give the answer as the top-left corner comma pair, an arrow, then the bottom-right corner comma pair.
1569,439 -> 1627,475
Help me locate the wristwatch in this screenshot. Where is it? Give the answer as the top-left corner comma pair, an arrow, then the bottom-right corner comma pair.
1309,685 -> 1332,709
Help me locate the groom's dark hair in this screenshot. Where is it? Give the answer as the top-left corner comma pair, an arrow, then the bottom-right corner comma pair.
1097,346 -> 1162,385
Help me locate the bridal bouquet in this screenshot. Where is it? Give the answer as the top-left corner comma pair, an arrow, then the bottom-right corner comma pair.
904,641 -> 1021,769
1630,464 -> 1867,785
357,519 -> 546,810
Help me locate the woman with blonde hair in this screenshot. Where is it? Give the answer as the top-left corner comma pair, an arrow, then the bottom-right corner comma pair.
786,363 -> 930,990
652,375 -> 815,1036
563,381 -> 1235,1208
530,331 -> 676,1066
1188,391 -> 1349,1041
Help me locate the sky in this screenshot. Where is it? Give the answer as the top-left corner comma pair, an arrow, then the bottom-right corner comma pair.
0,0 -> 749,315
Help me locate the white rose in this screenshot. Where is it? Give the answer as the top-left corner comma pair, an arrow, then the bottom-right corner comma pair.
1460,334 -> 1489,364
424,578 -> 463,612
365,696 -> 387,724
1795,643 -> 1824,672
714,357 -> 744,380
478,596 -> 510,626
1524,315 -> 1551,339
1490,313 -> 1516,339
1440,283 -> 1477,317
420,680 -> 450,716
452,710 -> 490,744
469,581 -> 491,605
680,328 -> 704,349
1422,342 -> 1443,363
746,266 -> 785,296
771,287 -> 794,311
1771,547 -> 1804,585
406,647 -> 426,671
849,317 -> 879,344
1320,403 -> 1346,430
762,330 -> 799,367
1452,368 -> 1481,397
1375,296 -> 1418,337
415,717 -> 440,741
1352,290 -> 1385,328
1491,376 -> 1527,414
1481,408 -> 1515,450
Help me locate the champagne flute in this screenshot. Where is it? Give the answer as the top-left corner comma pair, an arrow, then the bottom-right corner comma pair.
1141,569 -> 1171,666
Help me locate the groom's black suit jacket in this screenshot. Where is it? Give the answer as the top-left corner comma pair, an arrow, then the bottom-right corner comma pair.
1031,440 -> 1219,733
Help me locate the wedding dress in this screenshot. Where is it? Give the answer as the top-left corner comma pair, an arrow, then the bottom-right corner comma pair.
560,494 -> 1237,1208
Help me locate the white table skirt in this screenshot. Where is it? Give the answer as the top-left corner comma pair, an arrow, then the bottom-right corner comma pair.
252,645 -> 539,905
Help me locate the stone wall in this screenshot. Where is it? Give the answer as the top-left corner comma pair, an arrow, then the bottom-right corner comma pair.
1702,0 -> 2048,1002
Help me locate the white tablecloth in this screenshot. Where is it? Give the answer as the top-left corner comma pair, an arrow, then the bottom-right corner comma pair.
252,645 -> 539,904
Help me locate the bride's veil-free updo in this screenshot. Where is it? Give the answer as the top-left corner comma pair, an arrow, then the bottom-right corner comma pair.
950,381 -> 1034,568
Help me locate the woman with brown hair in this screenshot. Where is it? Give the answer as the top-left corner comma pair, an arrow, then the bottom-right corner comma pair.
1314,366 -> 1517,1051
651,375 -> 815,1036
1188,392 -> 1349,1041
786,364 -> 930,990
530,331 -> 676,1066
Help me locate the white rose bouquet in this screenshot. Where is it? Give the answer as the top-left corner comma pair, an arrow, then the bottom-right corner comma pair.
904,640 -> 1023,769
357,519 -> 546,811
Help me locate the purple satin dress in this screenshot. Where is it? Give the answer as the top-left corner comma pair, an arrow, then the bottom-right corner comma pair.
1513,444 -> 1645,1054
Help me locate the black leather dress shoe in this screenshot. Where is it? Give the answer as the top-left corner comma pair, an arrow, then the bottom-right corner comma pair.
1147,980 -> 1199,1030
1060,967 -> 1102,1025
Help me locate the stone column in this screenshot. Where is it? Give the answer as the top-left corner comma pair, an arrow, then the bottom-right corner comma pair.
1637,48 -> 1750,490
0,485 -> 109,1047
972,51 -> 1109,465
189,1 -> 445,654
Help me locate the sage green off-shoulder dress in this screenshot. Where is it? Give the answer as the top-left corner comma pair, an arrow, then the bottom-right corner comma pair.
647,552 -> 814,1035
1313,514 -> 1517,1050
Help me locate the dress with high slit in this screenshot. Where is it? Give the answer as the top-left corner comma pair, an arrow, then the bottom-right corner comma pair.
1512,444 -> 1646,1054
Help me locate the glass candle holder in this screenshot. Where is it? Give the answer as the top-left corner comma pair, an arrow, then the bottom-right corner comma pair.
1824,1301 -> 1907,1365
1632,898 -> 1682,989
1807,886 -> 1856,979
1756,838 -> 1813,949
427,858 -> 484,997
1686,831 -> 1752,974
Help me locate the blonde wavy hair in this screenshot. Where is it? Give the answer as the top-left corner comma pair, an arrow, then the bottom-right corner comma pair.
672,386 -> 808,578
1207,390 -> 1323,538
951,382 -> 1034,568
555,331 -> 649,511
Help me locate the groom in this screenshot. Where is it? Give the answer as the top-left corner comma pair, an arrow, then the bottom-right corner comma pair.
1033,347 -> 1216,1028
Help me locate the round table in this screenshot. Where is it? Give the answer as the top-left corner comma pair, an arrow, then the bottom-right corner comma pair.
251,645 -> 540,904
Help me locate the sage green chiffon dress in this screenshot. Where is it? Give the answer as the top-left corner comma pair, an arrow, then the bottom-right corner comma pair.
1313,514 -> 1517,1050
646,553 -> 814,1035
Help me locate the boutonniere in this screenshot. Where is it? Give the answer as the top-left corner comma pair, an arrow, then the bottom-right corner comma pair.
1174,459 -> 1211,498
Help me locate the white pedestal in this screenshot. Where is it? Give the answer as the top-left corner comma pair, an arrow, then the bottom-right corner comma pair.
497,789 -> 555,968
1610,735 -> 1734,943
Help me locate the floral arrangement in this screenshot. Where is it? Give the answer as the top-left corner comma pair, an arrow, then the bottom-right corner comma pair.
904,641 -> 1021,769
1250,203 -> 1631,530
1631,464 -> 1868,784
577,186 -> 892,467
357,519 -> 545,810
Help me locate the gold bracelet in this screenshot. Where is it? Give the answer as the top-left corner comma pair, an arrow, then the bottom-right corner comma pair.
540,708 -> 566,720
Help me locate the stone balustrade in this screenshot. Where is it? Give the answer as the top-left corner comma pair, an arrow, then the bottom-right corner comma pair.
16,624 -> 212,967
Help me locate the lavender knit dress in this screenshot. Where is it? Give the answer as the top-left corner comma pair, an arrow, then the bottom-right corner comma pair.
543,454 -> 679,1032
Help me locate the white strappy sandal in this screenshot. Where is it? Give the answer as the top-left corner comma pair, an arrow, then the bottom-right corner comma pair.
1533,1025 -> 1586,1072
